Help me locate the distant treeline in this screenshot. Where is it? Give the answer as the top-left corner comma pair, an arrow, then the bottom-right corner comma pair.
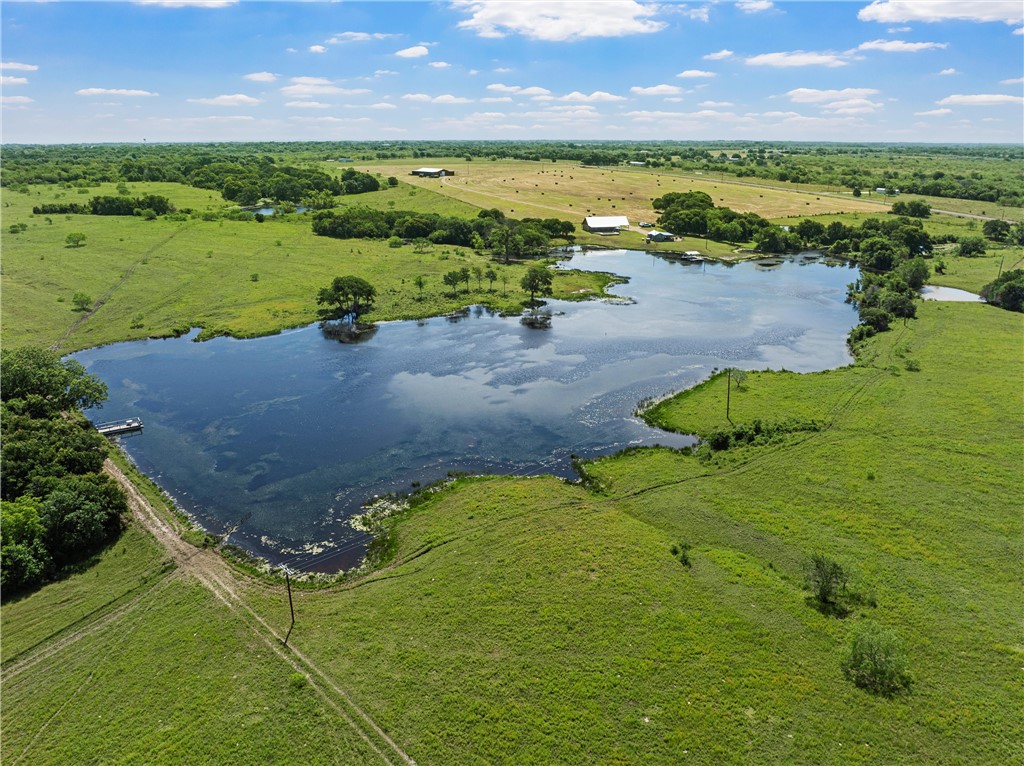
313,207 -> 573,254
4,141 -> 1020,207
33,193 -> 176,217
1,348 -> 128,597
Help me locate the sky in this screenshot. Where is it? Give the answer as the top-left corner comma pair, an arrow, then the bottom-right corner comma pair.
1,0 -> 1022,144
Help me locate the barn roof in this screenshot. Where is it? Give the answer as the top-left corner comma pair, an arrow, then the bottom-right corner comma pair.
584,215 -> 630,228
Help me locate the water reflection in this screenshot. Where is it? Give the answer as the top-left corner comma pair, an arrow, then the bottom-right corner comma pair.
77,250 -> 858,571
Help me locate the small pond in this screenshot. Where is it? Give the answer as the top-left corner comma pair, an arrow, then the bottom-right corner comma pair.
920,285 -> 985,302
77,250 -> 859,571
251,206 -> 309,216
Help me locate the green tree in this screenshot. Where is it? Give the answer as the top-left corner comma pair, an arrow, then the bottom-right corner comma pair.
0,346 -> 107,418
520,265 -> 554,305
65,232 -> 86,248
980,269 -> 1024,312
982,219 -> 1011,241
804,553 -> 847,613
413,274 -> 426,300
484,267 -> 497,292
459,267 -> 471,292
72,292 -> 92,312
842,622 -> 912,696
316,275 -> 376,320
472,265 -> 483,290
442,270 -> 462,298
958,236 -> 987,257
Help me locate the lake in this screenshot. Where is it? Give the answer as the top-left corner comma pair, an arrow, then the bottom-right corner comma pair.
77,250 -> 859,572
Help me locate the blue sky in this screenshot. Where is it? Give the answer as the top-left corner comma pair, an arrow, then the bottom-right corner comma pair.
2,0 -> 1022,144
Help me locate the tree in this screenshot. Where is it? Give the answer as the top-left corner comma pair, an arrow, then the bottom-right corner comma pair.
413,274 -> 426,300
980,269 -> 1024,312
472,266 -> 483,291
316,275 -> 376,320
842,622 -> 912,696
459,267 -> 471,292
520,265 -> 554,305
484,267 -> 497,292
72,292 -> 93,312
65,232 -> 86,248
442,270 -> 462,298
958,236 -> 987,257
1,346 -> 107,418
982,219 -> 1011,241
804,553 -> 847,612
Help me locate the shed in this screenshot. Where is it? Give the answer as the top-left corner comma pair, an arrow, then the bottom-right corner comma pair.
411,167 -> 455,178
582,215 -> 630,234
645,230 -> 674,242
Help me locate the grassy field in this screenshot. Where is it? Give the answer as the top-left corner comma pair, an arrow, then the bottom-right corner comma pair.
0,182 -> 611,353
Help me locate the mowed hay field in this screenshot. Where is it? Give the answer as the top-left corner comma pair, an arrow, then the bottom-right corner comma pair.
358,158 -> 889,224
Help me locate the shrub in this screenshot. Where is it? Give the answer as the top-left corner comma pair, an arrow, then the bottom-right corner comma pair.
804,553 -> 847,614
670,542 -> 692,568
842,622 -> 912,696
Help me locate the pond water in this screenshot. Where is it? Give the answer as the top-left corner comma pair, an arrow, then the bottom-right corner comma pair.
77,250 -> 859,572
252,205 -> 309,216
920,285 -> 985,302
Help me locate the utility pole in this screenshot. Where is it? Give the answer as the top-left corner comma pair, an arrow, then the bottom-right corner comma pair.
726,368 -> 732,422
281,565 -> 296,647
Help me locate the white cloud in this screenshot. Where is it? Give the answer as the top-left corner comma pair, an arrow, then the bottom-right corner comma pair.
326,32 -> 397,43
374,69 -> 398,76
134,0 -> 237,7
1015,26 -> 1024,34
821,98 -> 884,114
368,102 -> 397,109
887,26 -> 912,32
1,62 -> 38,71
703,49 -> 733,60
285,101 -> 330,108
280,78 -> 371,97
857,38 -> 947,52
309,45 -> 327,54
746,51 -> 848,68
289,116 -> 371,124
676,69 -> 716,78
937,93 -> 1024,105
1,95 -> 33,105
786,87 -> 880,102
1000,76 -> 1024,84
938,68 -> 958,75
0,75 -> 28,85
540,90 -> 625,102
625,109 -> 737,121
858,1 -> 1023,25
631,84 -> 683,95
469,69 -> 480,75
493,67 -> 513,73
244,71 -> 277,82
395,45 -> 430,58
429,62 -> 452,69
452,0 -> 666,41
486,83 -> 552,97
401,93 -> 432,101
76,87 -> 158,96
188,93 -> 262,106
433,94 -> 473,103
915,107 -> 953,115
481,96 -> 513,103
700,100 -> 735,107
736,1 -> 774,13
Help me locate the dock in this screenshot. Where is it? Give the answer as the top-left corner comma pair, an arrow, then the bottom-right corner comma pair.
96,418 -> 144,437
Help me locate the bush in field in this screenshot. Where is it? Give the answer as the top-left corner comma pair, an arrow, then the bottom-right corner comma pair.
842,622 -> 912,696
804,553 -> 848,614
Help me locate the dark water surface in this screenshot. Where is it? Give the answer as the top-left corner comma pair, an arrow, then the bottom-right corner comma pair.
77,250 -> 858,571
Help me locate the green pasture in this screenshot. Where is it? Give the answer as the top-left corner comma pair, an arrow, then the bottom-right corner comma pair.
1,562 -> 380,764
0,183 -> 610,353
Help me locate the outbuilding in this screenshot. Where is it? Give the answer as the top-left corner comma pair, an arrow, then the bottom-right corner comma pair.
410,167 -> 455,178
582,215 -> 630,234
645,230 -> 674,242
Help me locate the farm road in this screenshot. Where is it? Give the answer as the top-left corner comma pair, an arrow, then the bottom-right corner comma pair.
103,460 -> 418,766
